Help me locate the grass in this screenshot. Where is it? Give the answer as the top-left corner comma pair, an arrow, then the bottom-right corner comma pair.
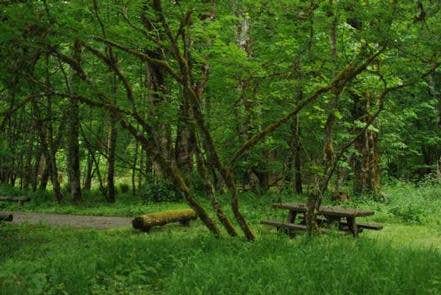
0,186 -> 188,217
1,181 -> 441,294
1,223 -> 440,294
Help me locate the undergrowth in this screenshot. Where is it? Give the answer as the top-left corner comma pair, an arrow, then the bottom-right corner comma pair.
1,182 -> 441,294
0,223 -> 440,294
2,181 -> 441,225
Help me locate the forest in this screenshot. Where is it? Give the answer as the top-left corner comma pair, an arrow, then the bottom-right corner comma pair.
1,0 -> 441,294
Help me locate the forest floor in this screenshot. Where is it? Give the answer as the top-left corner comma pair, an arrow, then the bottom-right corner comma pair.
1,181 -> 441,294
3,211 -> 132,229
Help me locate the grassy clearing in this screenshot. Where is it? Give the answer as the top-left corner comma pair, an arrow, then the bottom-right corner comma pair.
1,182 -> 441,294
0,186 -> 187,217
1,223 -> 440,294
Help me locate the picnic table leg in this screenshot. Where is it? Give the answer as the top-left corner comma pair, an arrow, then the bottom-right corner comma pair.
279,210 -> 298,238
287,210 -> 297,224
346,217 -> 359,237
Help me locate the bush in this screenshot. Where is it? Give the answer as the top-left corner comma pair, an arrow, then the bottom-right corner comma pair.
138,179 -> 182,203
0,184 -> 19,196
389,204 -> 427,224
118,183 -> 130,194
380,181 -> 441,224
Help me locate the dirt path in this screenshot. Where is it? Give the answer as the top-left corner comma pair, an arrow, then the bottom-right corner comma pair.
1,211 -> 132,229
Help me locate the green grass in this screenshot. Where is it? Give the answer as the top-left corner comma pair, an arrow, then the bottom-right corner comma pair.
0,186 -> 189,217
1,182 -> 441,294
1,223 -> 440,294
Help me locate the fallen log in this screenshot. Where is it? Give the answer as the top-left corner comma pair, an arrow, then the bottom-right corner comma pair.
0,214 -> 13,222
132,209 -> 197,232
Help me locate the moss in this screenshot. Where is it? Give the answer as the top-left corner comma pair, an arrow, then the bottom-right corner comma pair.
132,209 -> 197,231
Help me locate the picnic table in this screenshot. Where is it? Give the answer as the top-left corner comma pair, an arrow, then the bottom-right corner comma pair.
262,203 -> 383,237
0,196 -> 30,206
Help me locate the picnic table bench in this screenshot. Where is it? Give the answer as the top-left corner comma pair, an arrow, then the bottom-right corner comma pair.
262,203 -> 383,237
0,196 -> 30,206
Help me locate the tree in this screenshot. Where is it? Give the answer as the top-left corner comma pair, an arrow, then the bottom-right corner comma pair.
0,0 -> 440,239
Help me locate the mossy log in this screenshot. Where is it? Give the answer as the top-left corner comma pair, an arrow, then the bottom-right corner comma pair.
132,209 -> 197,232
0,214 -> 13,222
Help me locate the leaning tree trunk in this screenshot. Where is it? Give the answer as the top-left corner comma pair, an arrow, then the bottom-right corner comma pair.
121,119 -> 221,237
191,108 -> 238,237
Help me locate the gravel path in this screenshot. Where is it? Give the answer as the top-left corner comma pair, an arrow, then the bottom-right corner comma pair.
1,211 -> 132,229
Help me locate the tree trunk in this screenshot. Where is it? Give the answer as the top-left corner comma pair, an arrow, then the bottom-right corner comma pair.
39,160 -> 50,191
66,40 -> 83,202
351,91 -> 380,195
142,5 -> 172,177
46,95 -> 63,202
175,99 -> 196,174
94,154 -> 106,195
83,152 -> 94,191
428,68 -> 441,128
106,74 -> 118,203
132,140 -> 139,196
21,140 -> 34,190
235,8 -> 258,190
34,96 -> 63,202
287,57 -> 304,194
290,114 -> 303,194
31,145 -> 43,192
121,119 -> 221,237
192,109 -> 238,236
106,116 -> 117,202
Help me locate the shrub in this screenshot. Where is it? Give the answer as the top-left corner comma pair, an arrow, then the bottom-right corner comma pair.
138,179 -> 182,203
118,183 -> 130,194
389,204 -> 427,224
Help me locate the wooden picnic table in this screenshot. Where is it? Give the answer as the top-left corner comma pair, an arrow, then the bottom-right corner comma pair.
0,196 -> 30,206
262,202 -> 382,237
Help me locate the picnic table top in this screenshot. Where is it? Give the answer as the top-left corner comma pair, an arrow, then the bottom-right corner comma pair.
272,203 -> 374,218
0,196 -> 30,202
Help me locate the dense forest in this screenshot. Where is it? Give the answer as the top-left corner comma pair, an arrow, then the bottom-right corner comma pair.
1,1 -> 441,293
2,0 -> 440,237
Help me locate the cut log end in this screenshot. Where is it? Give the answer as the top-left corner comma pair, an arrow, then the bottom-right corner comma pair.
0,214 -> 13,222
